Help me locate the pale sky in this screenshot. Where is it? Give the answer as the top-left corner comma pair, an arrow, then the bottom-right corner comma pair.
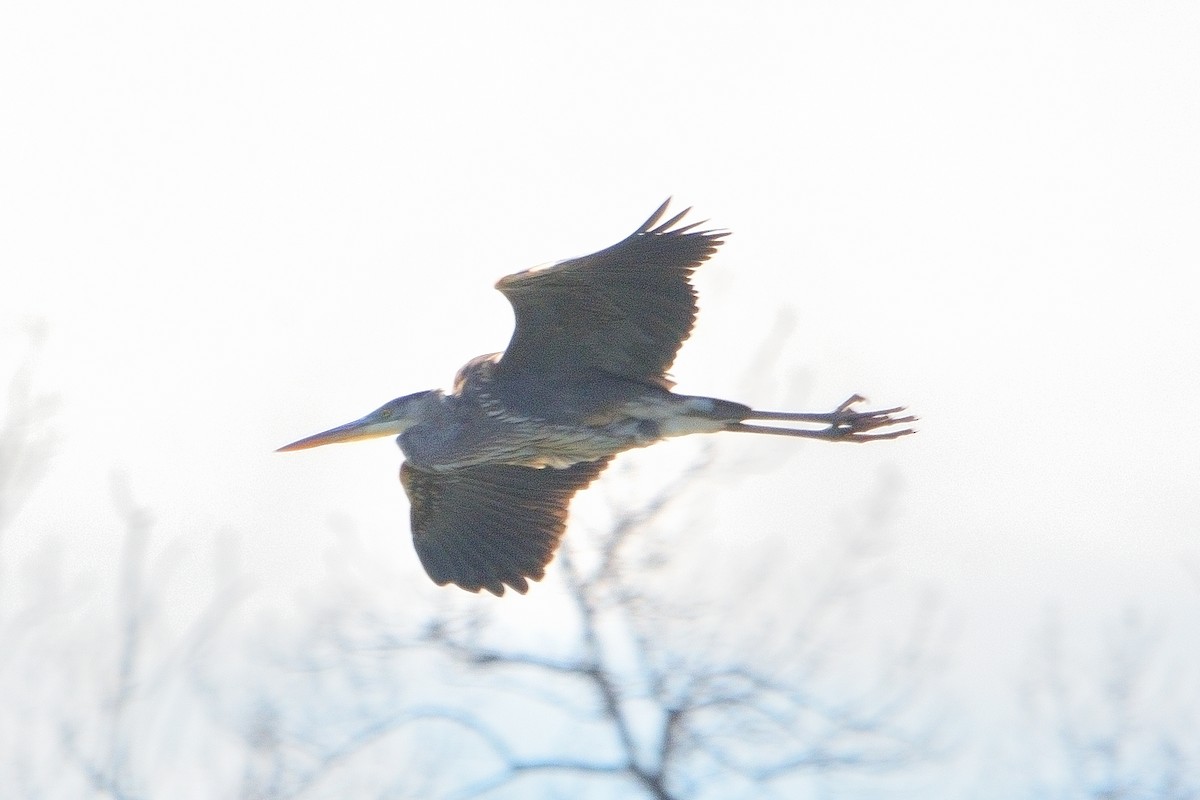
3,2 -> 1199,797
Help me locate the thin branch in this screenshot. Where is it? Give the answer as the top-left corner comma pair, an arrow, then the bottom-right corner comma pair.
0,323 -> 56,537
595,445 -> 716,584
450,758 -> 627,800
559,543 -> 679,800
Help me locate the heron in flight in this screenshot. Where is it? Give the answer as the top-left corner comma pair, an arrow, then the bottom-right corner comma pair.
279,201 -> 914,596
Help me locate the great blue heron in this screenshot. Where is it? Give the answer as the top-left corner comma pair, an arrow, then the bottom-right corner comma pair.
279,201 -> 914,596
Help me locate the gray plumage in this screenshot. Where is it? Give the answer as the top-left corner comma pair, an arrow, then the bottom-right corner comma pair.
279,201 -> 914,595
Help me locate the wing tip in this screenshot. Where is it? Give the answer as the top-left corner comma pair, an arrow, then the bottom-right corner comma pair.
637,198 -> 729,243
637,197 -> 674,233
497,200 -> 728,298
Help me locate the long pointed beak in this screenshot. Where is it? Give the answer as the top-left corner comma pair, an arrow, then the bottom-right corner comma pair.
276,414 -> 399,452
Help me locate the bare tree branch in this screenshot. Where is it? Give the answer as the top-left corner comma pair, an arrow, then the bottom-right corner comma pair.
0,323 -> 56,539
1024,608 -> 1200,799
256,458 -> 935,799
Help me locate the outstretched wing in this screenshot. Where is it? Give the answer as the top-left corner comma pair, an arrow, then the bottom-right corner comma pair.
400,458 -> 612,596
494,200 -> 727,388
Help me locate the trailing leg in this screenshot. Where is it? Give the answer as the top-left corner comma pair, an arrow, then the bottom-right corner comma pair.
726,395 -> 916,443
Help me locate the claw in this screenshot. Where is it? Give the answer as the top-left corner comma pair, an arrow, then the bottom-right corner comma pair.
838,426 -> 918,442
826,396 -> 917,441
835,394 -> 868,414
728,396 -> 917,443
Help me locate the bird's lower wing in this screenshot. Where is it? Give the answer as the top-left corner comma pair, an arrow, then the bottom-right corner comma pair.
399,458 -> 612,596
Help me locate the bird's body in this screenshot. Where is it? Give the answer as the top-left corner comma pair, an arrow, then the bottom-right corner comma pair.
416,352 -> 746,471
280,201 -> 914,596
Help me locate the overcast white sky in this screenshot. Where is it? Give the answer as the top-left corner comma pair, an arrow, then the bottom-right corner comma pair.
3,2 -> 1199,796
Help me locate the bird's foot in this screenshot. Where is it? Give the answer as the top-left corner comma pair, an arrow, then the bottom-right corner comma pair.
822,394 -> 917,441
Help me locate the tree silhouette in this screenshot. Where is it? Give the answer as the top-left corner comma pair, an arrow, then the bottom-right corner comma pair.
228,448 -> 939,799
1021,607 -> 1200,800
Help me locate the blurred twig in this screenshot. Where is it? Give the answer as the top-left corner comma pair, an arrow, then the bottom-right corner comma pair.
0,322 -> 56,538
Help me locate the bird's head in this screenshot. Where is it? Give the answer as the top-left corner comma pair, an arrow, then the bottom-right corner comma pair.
276,391 -> 438,452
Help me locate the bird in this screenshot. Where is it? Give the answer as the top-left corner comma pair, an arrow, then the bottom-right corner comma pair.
278,200 -> 915,597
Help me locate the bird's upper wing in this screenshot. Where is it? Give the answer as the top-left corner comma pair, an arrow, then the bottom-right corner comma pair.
494,200 -> 727,388
400,458 -> 612,596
